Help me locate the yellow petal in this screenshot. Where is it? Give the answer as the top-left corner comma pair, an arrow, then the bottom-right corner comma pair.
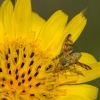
62,8 -> 87,43
38,10 -> 68,50
79,52 -> 97,64
13,0 -> 32,38
27,12 -> 46,42
0,22 -> 4,43
0,0 -> 14,39
58,96 -> 84,100
77,62 -> 100,83
73,52 -> 100,83
51,9 -> 87,57
57,84 -> 98,100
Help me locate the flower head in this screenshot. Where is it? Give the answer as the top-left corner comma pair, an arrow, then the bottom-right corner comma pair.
0,0 -> 100,100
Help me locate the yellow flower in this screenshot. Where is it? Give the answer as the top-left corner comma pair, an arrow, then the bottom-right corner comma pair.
0,0 -> 100,100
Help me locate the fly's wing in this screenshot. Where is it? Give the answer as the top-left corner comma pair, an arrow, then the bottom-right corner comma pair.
76,62 -> 92,70
59,34 -> 73,61
52,34 -> 73,61
61,34 -> 73,53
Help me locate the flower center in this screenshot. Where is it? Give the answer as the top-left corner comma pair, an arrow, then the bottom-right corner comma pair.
0,38 -> 78,100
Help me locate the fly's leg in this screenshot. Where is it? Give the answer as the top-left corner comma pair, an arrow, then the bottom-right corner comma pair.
70,64 -> 84,76
53,61 -> 61,74
67,64 -> 77,75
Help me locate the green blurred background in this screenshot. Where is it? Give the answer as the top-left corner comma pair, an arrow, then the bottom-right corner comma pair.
0,0 -> 100,99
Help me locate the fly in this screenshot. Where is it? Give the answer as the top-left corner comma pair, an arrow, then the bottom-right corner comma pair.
53,34 -> 91,75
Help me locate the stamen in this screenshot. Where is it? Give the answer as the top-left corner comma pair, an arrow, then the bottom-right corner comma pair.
34,72 -> 38,77
8,48 -> 10,54
16,49 -> 19,55
2,77 -> 6,81
21,73 -> 25,78
23,54 -> 26,58
21,62 -> 25,68
28,76 -> 32,81
28,69 -> 31,74
29,84 -> 32,88
30,52 -> 34,58
35,82 -> 40,87
15,69 -> 18,74
7,63 -> 10,69
30,94 -> 34,96
37,65 -> 41,70
45,65 -> 52,71
22,79 -> 25,83
18,82 -> 21,86
1,84 -> 5,87
9,71 -> 11,74
29,60 -> 34,66
0,68 -> 2,72
22,90 -> 25,93
1,98 -> 7,100
23,47 -> 25,51
15,75 -> 19,80
14,57 -> 17,63
5,54 -> 8,60
10,80 -> 13,85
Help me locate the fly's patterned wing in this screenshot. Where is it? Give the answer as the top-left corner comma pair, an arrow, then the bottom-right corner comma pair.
52,34 -> 73,61
59,34 -> 73,63
61,34 -> 73,54
76,62 -> 92,70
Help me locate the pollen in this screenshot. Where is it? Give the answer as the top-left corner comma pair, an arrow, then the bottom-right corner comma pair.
0,37 -> 79,100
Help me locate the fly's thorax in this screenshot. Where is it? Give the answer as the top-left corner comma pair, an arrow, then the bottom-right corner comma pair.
60,58 -> 67,66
